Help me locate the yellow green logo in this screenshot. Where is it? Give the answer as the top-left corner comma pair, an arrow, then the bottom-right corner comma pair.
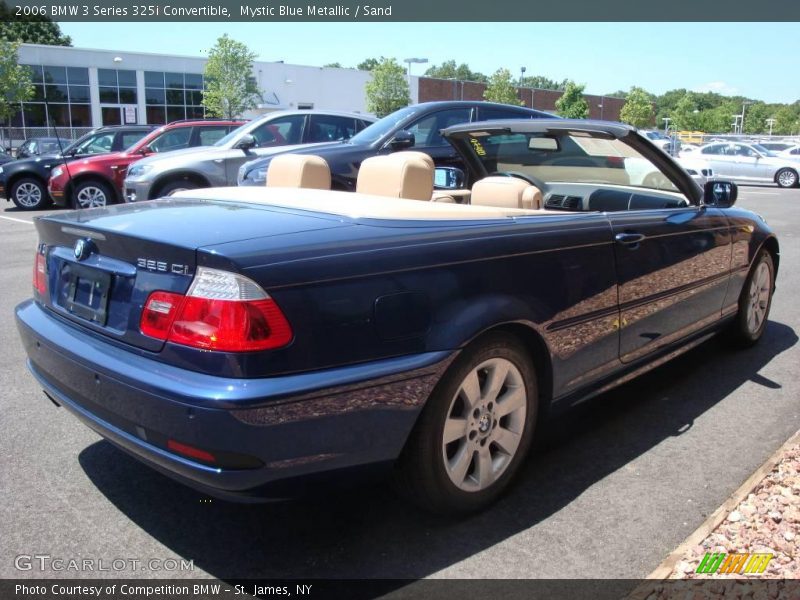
696,552 -> 773,574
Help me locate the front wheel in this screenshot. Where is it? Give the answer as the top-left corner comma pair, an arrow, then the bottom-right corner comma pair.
775,168 -> 798,188
10,177 -> 50,210
73,180 -> 114,209
395,332 -> 537,514
727,249 -> 775,347
158,180 -> 200,197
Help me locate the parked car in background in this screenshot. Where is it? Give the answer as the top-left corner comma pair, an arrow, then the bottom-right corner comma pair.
48,119 -> 245,209
122,111 -> 375,201
696,141 -> 799,187
16,119 -> 777,513
0,125 -> 153,210
638,130 -> 681,155
777,145 -> 800,161
238,101 -> 554,190
15,137 -> 72,159
0,146 -> 12,166
759,141 -> 796,153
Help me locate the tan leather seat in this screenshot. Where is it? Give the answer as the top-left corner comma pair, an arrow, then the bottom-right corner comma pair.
356,152 -> 433,201
266,154 -> 331,190
470,176 -> 544,209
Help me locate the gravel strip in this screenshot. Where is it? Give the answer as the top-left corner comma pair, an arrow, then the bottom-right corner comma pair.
669,442 -> 799,580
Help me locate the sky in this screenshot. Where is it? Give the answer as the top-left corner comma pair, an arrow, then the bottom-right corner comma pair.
59,22 -> 800,104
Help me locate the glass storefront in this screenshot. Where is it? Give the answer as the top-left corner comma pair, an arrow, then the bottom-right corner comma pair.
13,65 -> 92,128
145,71 -> 205,124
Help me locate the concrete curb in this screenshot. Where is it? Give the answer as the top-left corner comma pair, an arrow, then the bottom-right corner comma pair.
638,428 -> 800,587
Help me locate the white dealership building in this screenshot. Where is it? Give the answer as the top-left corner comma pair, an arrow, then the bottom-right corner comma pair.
12,43 -> 394,136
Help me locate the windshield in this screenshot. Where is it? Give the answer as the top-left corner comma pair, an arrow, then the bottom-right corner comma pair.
213,121 -> 252,147
460,130 -> 680,193
349,105 -> 425,145
751,144 -> 775,156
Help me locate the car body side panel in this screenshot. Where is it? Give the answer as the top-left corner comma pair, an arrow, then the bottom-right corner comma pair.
607,206 -> 732,363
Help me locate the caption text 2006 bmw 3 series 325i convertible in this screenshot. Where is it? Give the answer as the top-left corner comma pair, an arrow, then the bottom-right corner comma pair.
16,120 -> 779,513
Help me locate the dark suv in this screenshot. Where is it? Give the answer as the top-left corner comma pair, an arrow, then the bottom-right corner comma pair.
238,101 -> 554,189
0,125 -> 152,210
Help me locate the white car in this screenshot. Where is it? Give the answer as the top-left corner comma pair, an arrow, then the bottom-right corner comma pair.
639,130 -> 681,155
777,145 -> 800,162
694,142 -> 799,188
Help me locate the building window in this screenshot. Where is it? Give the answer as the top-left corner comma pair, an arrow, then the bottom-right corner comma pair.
97,68 -> 137,105
12,65 -> 91,130
145,70 -> 205,124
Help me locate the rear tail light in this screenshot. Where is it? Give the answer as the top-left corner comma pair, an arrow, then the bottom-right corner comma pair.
167,439 -> 217,464
33,249 -> 47,295
140,267 -> 293,352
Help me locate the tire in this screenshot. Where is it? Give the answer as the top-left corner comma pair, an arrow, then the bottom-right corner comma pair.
775,168 -> 798,188
727,249 -> 775,348
10,177 -> 50,210
158,180 -> 200,197
395,332 -> 538,514
73,180 -> 115,209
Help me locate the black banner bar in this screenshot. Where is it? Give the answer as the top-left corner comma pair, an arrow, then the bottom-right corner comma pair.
3,0 -> 800,21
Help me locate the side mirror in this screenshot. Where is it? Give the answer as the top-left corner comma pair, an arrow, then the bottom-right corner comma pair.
434,166 -> 466,190
236,134 -> 257,152
704,180 -> 737,208
138,146 -> 151,156
389,130 -> 415,150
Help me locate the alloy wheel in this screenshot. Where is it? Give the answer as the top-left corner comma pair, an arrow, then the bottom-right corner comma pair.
14,182 -> 43,208
76,185 -> 108,208
746,261 -> 771,334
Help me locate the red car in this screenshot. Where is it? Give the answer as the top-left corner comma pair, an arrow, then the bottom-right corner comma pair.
49,119 -> 245,208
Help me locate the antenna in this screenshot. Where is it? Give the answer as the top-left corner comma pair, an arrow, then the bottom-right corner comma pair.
44,96 -> 76,208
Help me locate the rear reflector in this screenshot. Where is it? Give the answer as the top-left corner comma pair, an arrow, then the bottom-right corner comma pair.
33,250 -> 47,295
140,267 -> 293,352
167,439 -> 216,464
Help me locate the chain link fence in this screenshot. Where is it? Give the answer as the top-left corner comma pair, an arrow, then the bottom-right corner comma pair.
1,127 -> 95,155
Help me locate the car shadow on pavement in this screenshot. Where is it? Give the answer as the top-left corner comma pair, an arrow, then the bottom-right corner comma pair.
79,321 -> 797,580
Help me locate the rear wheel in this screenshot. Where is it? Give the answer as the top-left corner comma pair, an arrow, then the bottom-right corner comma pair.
775,168 -> 798,188
727,249 -> 775,347
10,177 -> 50,210
73,180 -> 114,209
395,332 -> 537,514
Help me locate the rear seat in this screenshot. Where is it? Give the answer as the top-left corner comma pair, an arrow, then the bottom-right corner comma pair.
266,154 -> 331,190
470,176 -> 544,209
356,152 -> 434,201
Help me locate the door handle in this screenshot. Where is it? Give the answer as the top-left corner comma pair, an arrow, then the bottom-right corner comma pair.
615,232 -> 646,245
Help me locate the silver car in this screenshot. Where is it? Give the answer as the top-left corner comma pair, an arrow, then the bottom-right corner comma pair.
693,142 -> 799,188
123,110 -> 375,201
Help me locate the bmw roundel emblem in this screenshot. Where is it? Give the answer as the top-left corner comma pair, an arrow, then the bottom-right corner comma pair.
74,238 -> 89,261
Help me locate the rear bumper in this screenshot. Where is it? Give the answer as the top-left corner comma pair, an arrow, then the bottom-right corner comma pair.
16,299 -> 453,501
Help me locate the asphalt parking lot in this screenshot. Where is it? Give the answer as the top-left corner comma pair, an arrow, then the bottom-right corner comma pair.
1,186 -> 799,584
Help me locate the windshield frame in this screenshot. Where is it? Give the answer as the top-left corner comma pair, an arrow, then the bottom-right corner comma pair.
348,105 -> 427,146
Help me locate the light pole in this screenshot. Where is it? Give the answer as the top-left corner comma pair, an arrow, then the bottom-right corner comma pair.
598,100 -> 604,120
740,101 -> 752,134
519,67 -> 527,104
732,114 -> 741,135
766,117 -> 776,136
403,57 -> 428,87
662,117 -> 671,134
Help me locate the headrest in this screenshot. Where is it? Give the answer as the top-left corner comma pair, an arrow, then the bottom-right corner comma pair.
470,176 -> 543,209
266,154 -> 331,190
356,152 -> 434,201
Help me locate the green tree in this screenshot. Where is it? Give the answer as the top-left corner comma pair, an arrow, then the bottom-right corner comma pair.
483,68 -> 523,106
743,102 -> 770,135
357,57 -> 383,71
365,58 -> 409,117
0,40 -> 34,137
619,86 -> 654,128
605,90 -> 629,99
519,75 -> 568,91
671,93 -> 700,131
202,35 -> 261,119
0,7 -> 72,46
323,62 -> 343,69
773,104 -> 800,135
424,60 -> 487,83
555,81 -> 588,118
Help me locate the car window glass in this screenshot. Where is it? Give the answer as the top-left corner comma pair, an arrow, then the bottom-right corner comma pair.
308,115 -> 357,142
251,115 -> 304,146
148,128 -> 192,153
29,141 -> 38,154
197,126 -> 230,146
121,132 -> 148,150
406,108 -> 472,147
40,141 -> 61,153
465,131 -> 682,197
701,145 -> 723,155
792,148 -> 800,155
478,107 -> 527,121
73,133 -> 115,155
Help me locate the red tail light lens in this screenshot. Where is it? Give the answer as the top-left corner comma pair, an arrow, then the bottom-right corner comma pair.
33,251 -> 47,295
167,439 -> 216,464
139,267 -> 293,352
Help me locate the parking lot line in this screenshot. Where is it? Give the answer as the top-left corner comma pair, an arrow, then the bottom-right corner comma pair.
0,215 -> 34,225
